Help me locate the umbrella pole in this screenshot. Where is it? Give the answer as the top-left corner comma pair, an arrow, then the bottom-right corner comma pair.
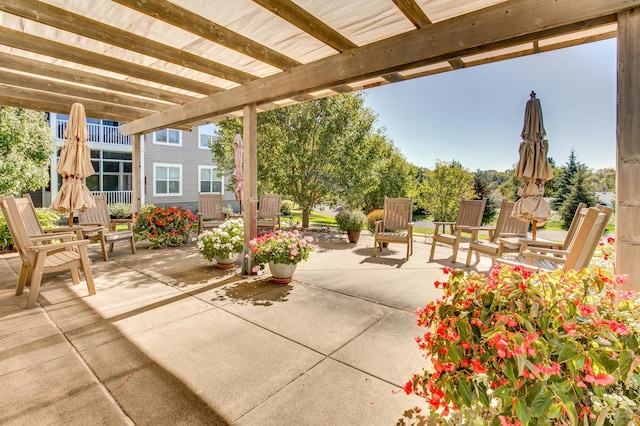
68,212 -> 74,227
531,219 -> 537,240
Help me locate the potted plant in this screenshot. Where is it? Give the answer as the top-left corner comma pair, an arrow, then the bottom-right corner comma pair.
335,208 -> 366,243
402,252 -> 640,425
133,204 -> 196,248
196,218 -> 244,268
249,230 -> 315,283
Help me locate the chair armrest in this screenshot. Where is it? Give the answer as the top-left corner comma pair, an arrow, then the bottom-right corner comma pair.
42,226 -> 78,234
374,219 -> 384,233
110,218 -> 134,231
467,226 -> 495,242
28,239 -> 90,253
433,221 -> 455,235
31,233 -> 76,243
522,251 -> 567,265
523,247 -> 569,257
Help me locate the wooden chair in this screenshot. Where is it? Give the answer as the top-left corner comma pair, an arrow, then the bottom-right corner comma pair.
372,197 -> 413,260
77,194 -> 136,261
0,195 -> 96,309
429,198 -> 487,263
17,194 -> 81,238
496,206 -> 613,272
197,193 -> 225,235
257,194 -> 282,232
465,200 -> 529,266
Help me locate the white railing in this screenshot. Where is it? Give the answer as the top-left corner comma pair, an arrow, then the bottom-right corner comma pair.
56,120 -> 131,145
92,191 -> 132,205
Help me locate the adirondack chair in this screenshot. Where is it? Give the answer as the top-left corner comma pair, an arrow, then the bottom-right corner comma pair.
77,194 -> 136,261
17,194 -> 82,238
465,199 -> 529,266
257,194 -> 282,232
0,195 -> 96,309
372,197 -> 413,260
429,198 -> 487,263
197,193 -> 225,235
496,206 -> 613,272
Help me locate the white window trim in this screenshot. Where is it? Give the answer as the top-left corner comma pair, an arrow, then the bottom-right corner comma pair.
198,124 -> 214,150
152,129 -> 182,147
153,163 -> 182,196
198,165 -> 225,194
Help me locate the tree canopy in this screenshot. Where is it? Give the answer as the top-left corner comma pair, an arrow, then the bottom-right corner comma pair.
0,107 -> 54,195
418,160 -> 476,222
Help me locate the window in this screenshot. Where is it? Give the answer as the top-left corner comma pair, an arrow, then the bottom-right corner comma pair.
198,123 -> 215,149
199,166 -> 223,193
153,129 -> 181,146
154,163 -> 182,196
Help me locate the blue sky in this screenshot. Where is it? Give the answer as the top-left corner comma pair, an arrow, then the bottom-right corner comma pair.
363,38 -> 617,172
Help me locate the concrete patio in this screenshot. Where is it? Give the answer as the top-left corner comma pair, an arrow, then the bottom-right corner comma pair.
0,232 -> 497,425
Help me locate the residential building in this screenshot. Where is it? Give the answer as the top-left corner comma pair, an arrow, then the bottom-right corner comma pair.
33,113 -> 235,214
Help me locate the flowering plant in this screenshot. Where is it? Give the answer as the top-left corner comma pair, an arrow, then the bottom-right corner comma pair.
249,230 -> 314,272
134,204 -> 196,249
591,236 -> 616,273
403,264 -> 640,426
197,219 -> 244,261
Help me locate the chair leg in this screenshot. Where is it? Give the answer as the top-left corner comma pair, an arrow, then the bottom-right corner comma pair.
429,239 -> 437,261
465,247 -> 473,267
451,241 -> 460,263
26,254 -> 47,308
79,247 -> 96,296
372,236 -> 378,257
100,237 -> 109,261
129,237 -> 136,254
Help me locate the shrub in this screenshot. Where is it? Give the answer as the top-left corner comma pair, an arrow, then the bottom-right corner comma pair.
281,200 -> 294,217
0,206 -> 63,252
249,230 -> 314,271
366,209 -> 384,233
403,264 -> 640,425
133,204 -> 196,249
109,203 -> 133,219
335,209 -> 366,232
0,213 -> 11,252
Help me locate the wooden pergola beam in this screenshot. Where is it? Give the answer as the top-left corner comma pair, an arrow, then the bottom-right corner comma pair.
0,0 -> 257,85
113,0 -> 301,70
392,0 -> 432,28
0,27 -> 222,96
120,0 -> 631,135
253,0 -> 358,52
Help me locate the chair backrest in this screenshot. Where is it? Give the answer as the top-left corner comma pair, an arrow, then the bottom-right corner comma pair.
455,198 -> 487,227
564,206 -> 613,271
16,194 -> 45,236
382,197 -> 412,230
198,193 -> 224,221
561,202 -> 587,249
0,196 -> 34,262
258,194 -> 281,220
492,200 -> 529,241
78,194 -> 111,227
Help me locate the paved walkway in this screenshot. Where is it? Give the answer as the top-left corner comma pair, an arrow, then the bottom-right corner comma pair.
0,233 -> 502,425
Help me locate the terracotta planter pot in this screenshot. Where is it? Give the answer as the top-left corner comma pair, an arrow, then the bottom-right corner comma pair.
346,230 -> 361,244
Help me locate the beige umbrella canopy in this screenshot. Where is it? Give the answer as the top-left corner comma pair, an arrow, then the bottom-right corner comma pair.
51,103 -> 96,226
512,92 -> 554,239
233,132 -> 244,213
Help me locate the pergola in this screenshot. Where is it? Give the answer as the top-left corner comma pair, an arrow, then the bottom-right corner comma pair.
1,0 -> 638,289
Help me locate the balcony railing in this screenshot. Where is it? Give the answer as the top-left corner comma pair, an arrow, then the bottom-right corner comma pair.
56,120 -> 131,146
92,191 -> 132,205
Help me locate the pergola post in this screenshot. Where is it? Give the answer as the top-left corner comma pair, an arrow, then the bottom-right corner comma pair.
242,103 -> 258,273
131,133 -> 142,216
616,10 -> 640,292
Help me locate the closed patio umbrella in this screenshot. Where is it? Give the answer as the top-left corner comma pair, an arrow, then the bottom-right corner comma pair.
233,132 -> 244,213
51,103 -> 96,226
512,92 -> 554,239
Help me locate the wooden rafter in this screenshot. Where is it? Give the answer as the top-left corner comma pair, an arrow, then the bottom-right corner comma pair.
392,0 -> 432,28
112,0 -> 301,70
0,27 -> 221,96
0,0 -> 257,85
253,0 -> 358,52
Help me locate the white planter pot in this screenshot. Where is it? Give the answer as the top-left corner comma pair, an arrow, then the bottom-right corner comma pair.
214,252 -> 240,269
268,261 -> 297,284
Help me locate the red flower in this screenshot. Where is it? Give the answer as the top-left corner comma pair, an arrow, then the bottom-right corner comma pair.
584,373 -> 615,386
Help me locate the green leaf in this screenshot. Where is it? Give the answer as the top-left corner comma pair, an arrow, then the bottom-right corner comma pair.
515,399 -> 531,424
494,385 -> 512,399
558,343 -> 580,364
530,389 -> 552,417
476,381 -> 490,408
565,402 -> 578,426
549,403 -> 563,419
613,408 -> 631,426
458,378 -> 472,406
619,349 -> 634,382
503,361 -> 517,383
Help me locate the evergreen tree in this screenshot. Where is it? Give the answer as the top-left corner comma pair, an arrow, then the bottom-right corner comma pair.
473,170 -> 497,224
559,164 -> 599,228
552,149 -> 579,210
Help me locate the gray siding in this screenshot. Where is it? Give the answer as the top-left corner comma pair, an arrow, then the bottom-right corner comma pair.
143,129 -> 235,213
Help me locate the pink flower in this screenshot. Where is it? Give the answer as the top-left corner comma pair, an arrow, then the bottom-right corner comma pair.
584,373 -> 615,386
298,239 -> 307,248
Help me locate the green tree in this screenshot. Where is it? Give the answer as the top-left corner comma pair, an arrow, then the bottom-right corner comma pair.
210,93 -> 381,228
473,170 -> 497,224
552,149 -> 579,210
0,107 -> 54,195
588,167 -> 615,192
559,164 -> 599,228
419,161 -> 475,222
